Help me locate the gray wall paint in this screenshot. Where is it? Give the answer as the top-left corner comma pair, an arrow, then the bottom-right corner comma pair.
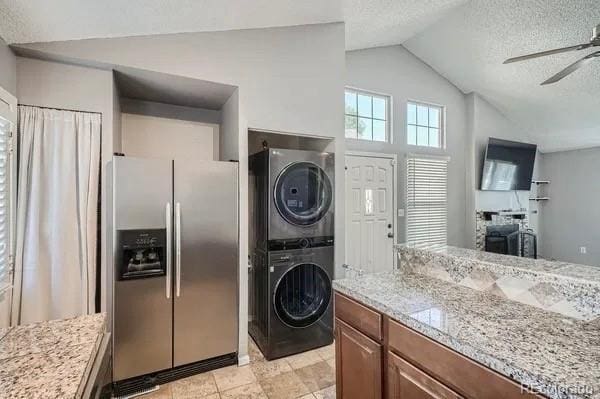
16,23 -> 345,139
0,37 -> 16,95
465,93 -> 539,248
345,45 -> 467,247
121,98 -> 221,126
539,147 -> 600,266
112,76 -> 122,152
17,24 -> 346,363
16,56 -> 116,315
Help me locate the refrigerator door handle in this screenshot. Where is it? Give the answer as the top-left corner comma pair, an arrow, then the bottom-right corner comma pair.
165,202 -> 172,299
175,202 -> 182,297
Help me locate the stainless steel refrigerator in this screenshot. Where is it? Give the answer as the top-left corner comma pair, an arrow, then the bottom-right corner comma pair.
108,156 -> 238,383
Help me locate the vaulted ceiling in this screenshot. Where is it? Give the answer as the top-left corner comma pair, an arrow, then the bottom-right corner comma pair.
403,0 -> 600,152
0,0 -> 465,49
1,0 -> 598,152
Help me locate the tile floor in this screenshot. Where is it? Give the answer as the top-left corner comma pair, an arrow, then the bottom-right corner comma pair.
142,338 -> 336,399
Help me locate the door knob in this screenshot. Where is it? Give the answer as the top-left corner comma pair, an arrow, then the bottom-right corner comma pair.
387,232 -> 394,238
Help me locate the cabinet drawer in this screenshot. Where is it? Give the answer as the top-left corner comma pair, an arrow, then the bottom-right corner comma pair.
335,293 -> 382,341
388,351 -> 462,399
388,319 -> 543,399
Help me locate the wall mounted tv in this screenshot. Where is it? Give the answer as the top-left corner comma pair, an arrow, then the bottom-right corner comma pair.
480,138 -> 537,191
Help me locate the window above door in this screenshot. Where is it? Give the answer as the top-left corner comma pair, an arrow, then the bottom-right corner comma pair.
345,88 -> 391,142
407,101 -> 445,149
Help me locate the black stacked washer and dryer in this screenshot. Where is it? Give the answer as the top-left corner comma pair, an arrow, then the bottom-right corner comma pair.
249,148 -> 334,360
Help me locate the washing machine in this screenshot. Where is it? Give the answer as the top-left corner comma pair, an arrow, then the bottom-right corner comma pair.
249,148 -> 334,251
248,244 -> 334,360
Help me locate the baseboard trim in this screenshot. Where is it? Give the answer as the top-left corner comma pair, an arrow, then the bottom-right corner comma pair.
237,354 -> 250,366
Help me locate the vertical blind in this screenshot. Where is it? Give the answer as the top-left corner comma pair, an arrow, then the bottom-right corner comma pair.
406,156 -> 448,246
0,117 -> 10,293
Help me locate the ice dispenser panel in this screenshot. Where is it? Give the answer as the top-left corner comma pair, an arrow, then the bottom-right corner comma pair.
116,229 -> 167,280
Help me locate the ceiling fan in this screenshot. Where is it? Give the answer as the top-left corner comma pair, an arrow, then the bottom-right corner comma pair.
504,24 -> 600,85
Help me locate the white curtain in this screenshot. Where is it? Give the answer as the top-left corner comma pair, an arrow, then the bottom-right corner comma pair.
12,106 -> 101,325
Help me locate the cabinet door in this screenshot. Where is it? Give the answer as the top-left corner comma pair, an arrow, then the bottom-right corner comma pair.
388,352 -> 462,399
335,318 -> 382,399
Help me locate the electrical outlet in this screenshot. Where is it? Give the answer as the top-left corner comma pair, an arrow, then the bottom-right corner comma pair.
580,246 -> 587,254
398,208 -> 405,217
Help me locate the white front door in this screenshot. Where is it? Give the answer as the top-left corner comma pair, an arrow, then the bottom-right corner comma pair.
345,154 -> 395,274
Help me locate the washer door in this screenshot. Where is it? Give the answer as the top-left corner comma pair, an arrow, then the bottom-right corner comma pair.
274,161 -> 333,226
274,263 -> 331,328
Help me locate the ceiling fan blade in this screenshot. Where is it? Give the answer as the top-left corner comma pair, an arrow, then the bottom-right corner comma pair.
503,43 -> 591,64
541,51 -> 600,85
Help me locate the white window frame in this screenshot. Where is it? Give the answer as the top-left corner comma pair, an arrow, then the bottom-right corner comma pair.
345,87 -> 392,143
406,100 -> 446,149
0,85 -> 17,327
405,154 -> 449,247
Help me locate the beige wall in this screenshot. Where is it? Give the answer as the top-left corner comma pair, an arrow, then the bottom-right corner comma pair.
121,113 -> 219,161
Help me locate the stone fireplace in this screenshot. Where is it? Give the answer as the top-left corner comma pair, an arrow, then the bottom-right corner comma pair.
475,210 -> 529,251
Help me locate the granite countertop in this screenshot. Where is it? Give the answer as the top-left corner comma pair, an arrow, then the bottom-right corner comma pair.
333,271 -> 600,399
398,243 -> 600,284
0,313 -> 107,399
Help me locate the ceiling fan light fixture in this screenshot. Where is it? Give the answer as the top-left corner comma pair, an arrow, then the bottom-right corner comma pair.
504,23 -> 600,85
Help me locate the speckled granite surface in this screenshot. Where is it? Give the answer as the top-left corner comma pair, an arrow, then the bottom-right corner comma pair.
398,244 -> 600,320
334,272 -> 600,399
0,313 -> 106,399
399,244 -> 600,283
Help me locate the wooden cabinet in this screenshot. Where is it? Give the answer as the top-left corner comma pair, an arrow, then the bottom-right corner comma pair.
335,318 -> 383,399
387,351 -> 462,399
334,292 -> 547,399
387,319 -> 542,399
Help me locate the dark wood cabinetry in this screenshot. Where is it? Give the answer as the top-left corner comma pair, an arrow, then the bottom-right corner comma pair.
387,351 -> 462,399
334,292 -> 545,399
335,318 -> 382,399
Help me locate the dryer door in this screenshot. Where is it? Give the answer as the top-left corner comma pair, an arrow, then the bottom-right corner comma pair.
274,161 -> 333,226
273,263 -> 332,328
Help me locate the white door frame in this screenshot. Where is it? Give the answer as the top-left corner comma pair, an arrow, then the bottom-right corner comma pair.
0,85 -> 17,327
345,150 -> 398,269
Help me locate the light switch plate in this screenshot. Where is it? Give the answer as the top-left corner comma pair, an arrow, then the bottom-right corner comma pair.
397,208 -> 405,217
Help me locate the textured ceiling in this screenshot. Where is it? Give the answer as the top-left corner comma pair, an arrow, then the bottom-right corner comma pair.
0,0 -> 343,44
0,0 -> 466,50
2,0 -> 598,151
404,0 -> 600,152
344,0 -> 468,50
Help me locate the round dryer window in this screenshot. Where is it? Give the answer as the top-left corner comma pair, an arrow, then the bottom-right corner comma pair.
273,263 -> 331,328
274,161 -> 333,226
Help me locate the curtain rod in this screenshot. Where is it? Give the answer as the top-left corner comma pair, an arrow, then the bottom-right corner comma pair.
18,103 -> 103,116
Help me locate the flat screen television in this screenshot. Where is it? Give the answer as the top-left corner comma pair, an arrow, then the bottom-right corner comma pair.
480,138 -> 537,191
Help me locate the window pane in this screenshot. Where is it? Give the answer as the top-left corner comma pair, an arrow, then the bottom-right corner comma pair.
429,107 -> 440,128
417,126 -> 428,146
407,103 -> 417,125
373,97 -> 386,120
345,91 -> 357,116
358,117 -> 372,140
373,119 -> 386,141
365,189 -> 374,215
345,115 -> 357,138
429,128 -> 439,147
417,105 -> 428,126
357,94 -> 372,118
407,125 -> 417,145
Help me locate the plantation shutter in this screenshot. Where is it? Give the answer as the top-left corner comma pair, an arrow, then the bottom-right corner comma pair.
406,156 -> 448,246
0,116 -> 11,294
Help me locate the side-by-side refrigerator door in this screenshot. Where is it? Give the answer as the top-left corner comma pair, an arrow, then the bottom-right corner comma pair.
173,160 -> 238,367
112,157 -> 173,381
